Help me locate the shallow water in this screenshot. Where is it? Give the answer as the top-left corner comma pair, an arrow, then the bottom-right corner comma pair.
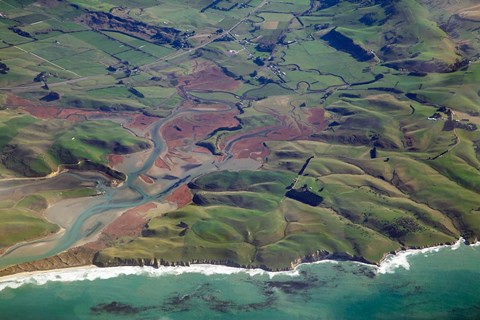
0,101 -> 262,270
0,241 -> 479,319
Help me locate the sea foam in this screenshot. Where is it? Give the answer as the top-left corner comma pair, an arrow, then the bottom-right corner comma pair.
0,264 -> 301,292
376,238 -> 465,274
0,238 -> 473,291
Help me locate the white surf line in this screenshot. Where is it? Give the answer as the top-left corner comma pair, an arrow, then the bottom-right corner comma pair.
14,46 -> 81,78
0,264 -> 301,292
0,238 -> 477,292
376,238 -> 468,274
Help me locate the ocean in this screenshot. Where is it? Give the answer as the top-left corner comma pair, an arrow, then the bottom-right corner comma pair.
0,240 -> 479,319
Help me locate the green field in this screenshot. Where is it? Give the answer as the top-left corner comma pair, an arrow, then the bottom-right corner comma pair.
0,187 -> 98,251
0,110 -> 151,177
1,0 -> 480,271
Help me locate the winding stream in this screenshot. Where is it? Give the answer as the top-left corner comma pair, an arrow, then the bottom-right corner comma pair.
0,95 -> 261,269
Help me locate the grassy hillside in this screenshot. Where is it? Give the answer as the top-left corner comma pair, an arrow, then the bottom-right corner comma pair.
0,110 -> 150,177
0,188 -> 97,252
2,0 -> 480,270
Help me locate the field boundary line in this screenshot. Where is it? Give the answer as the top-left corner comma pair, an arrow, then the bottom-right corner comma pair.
14,46 -> 82,78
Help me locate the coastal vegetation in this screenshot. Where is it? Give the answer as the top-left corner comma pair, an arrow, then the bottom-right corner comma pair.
0,109 -> 150,178
0,187 -> 97,252
1,0 -> 480,272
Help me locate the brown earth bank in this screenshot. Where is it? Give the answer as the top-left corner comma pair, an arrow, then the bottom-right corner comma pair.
6,94 -> 37,108
161,111 -> 240,143
0,247 -> 96,277
156,109 -> 240,167
221,108 -> 326,160
154,157 -> 170,170
0,248 -> 369,277
91,239 -> 466,272
108,154 -> 125,167
0,203 -> 155,277
8,94 -> 159,130
21,105 -> 62,119
178,64 -> 242,92
126,114 -> 159,131
84,202 -> 155,251
0,238 -> 466,276
165,184 -> 192,208
5,94 -> 93,120
93,250 -> 375,272
139,174 -> 154,184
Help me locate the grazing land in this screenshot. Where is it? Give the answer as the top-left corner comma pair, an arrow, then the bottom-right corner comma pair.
1,0 -> 480,273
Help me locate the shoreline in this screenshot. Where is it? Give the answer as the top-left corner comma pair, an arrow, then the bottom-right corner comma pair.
0,238 -> 477,292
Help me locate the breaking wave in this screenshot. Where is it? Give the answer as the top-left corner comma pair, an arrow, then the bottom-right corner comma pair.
0,238 -> 476,291
376,238 -> 465,274
0,264 -> 300,292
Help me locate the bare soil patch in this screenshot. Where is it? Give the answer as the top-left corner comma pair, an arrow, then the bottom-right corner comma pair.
21,105 -> 61,119
139,174 -> 154,184
108,154 -> 125,167
179,64 -> 241,92
126,114 -> 159,131
161,110 -> 239,148
84,202 -> 156,251
221,108 -> 326,160
165,185 -> 192,208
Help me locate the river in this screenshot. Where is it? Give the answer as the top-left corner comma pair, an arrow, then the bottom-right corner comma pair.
0,88 -> 478,319
0,95 -> 259,269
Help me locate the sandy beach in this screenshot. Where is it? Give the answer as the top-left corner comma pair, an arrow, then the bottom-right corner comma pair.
0,238 -> 474,292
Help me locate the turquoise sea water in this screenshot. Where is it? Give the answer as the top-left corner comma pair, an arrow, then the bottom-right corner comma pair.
0,242 -> 479,320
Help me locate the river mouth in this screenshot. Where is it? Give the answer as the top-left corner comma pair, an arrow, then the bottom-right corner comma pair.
0,93 -> 264,271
